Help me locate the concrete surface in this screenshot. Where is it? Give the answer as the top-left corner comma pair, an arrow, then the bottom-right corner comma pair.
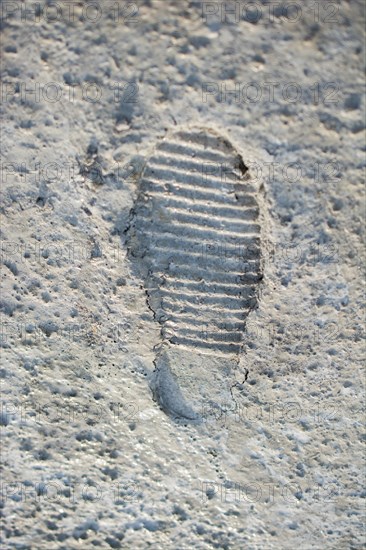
0,1 -> 365,548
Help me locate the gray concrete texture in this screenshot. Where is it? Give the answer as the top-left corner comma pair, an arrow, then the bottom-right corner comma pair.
0,1 -> 365,549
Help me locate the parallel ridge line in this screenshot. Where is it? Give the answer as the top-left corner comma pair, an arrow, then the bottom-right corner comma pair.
147,286 -> 255,302
161,301 -> 256,318
144,163 -> 251,191
147,247 -> 260,268
161,273 -> 258,287
153,237 -> 260,257
161,300 -> 249,320
149,154 -> 243,176
163,340 -> 240,357
138,209 -> 258,231
162,312 -> 247,331
142,174 -> 256,197
169,335 -> 241,354
146,192 -> 260,221
158,141 -> 239,164
140,180 -> 258,207
159,291 -> 251,309
137,246 -> 260,270
158,286 -> 256,303
162,330 -> 243,346
160,278 -> 257,297
151,237 -> 260,261
163,131 -> 242,159
140,173 -> 256,198
153,255 -> 259,274
164,334 -> 243,348
148,247 -> 259,272
135,219 -> 261,243
147,266 -> 262,285
134,230 -> 260,257
147,158 -> 242,184
163,325 -> 243,344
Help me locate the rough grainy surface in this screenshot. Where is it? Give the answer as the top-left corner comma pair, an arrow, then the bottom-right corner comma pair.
0,1 -> 365,549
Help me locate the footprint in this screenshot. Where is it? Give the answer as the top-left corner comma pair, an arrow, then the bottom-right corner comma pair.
125,127 -> 263,422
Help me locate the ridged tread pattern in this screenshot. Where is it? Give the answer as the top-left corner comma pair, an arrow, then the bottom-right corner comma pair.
126,128 -> 262,357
